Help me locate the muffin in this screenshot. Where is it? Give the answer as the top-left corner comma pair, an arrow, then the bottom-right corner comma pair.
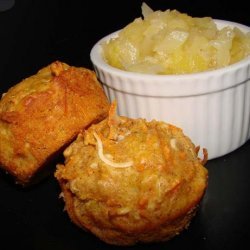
55,102 -> 208,245
0,61 -> 110,185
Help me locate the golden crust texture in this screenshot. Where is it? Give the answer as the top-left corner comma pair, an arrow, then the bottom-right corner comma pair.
55,109 -> 208,246
0,61 -> 110,185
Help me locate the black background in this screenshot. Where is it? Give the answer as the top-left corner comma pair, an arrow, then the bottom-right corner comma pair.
0,1 -> 250,249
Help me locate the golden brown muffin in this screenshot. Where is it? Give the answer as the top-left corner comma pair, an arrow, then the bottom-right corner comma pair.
55,102 -> 208,246
0,61 -> 110,185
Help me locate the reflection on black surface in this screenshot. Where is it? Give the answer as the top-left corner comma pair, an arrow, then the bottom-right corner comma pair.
0,0 -> 15,12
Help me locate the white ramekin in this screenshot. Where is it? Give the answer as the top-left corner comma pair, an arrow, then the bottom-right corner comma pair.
90,20 -> 250,160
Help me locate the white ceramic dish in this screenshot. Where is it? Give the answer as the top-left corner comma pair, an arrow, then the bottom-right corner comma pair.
90,20 -> 250,160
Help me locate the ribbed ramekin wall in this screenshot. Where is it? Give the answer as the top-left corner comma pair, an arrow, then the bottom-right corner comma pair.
100,71 -> 250,159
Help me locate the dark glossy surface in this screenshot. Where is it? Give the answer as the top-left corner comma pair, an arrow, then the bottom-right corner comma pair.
0,1 -> 249,249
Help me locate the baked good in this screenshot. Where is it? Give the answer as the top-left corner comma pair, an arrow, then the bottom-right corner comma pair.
0,61 -> 110,185
55,102 -> 208,246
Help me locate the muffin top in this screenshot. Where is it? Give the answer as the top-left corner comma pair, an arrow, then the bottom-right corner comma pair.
56,102 -> 208,231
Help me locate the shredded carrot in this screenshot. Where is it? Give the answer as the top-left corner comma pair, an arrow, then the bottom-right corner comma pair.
93,132 -> 133,168
201,148 -> 208,165
108,100 -> 120,140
